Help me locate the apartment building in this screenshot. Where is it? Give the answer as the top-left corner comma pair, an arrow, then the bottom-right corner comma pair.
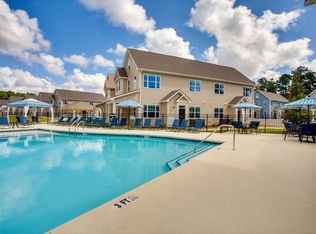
100,49 -> 255,123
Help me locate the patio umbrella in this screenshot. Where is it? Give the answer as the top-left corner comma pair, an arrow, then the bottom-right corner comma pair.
116,99 -> 143,128
233,102 -> 262,123
284,97 -> 316,123
7,98 -> 54,123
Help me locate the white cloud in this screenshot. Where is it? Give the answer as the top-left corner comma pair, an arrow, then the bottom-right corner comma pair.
79,0 -> 155,34
144,28 -> 194,59
0,67 -> 55,93
187,0 -> 313,78
63,68 -> 106,93
37,54 -> 65,76
64,54 -> 90,67
0,1 -> 50,56
92,54 -> 115,68
107,43 -> 127,56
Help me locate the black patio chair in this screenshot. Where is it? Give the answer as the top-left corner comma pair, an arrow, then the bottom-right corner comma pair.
283,122 -> 299,140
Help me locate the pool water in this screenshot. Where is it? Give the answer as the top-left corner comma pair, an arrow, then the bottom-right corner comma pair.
0,131 -> 217,234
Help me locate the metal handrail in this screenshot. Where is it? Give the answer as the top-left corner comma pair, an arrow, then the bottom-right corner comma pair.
194,124 -> 236,151
75,120 -> 84,131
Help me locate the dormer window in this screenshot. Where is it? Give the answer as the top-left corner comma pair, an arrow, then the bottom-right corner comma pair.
128,59 -> 131,71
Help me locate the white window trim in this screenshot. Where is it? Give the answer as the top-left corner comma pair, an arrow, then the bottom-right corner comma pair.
143,104 -> 160,118
214,83 -> 225,95
189,80 -> 201,93
189,106 -> 201,119
143,74 -> 161,89
214,107 -> 224,119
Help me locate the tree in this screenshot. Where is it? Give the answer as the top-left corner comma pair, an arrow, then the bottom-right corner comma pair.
256,77 -> 277,92
277,74 -> 291,98
288,69 -> 306,101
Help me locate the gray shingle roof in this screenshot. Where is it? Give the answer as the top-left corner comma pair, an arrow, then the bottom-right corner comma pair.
128,48 -> 255,85
256,90 -> 288,102
160,89 -> 192,102
54,89 -> 104,102
37,92 -> 53,102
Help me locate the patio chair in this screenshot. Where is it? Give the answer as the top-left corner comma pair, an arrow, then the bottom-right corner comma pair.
171,119 -> 181,130
84,116 -> 92,126
153,118 -> 162,129
299,124 -> 316,143
248,121 -> 260,134
109,117 -> 118,127
231,121 -> 244,132
95,117 -> 107,127
87,117 -> 100,127
60,117 -> 72,125
55,117 -> 64,124
0,117 -> 11,128
67,116 -> 78,126
176,119 -> 188,130
18,116 -> 32,127
283,121 -> 299,140
143,118 -> 152,128
188,119 -> 203,132
118,118 -> 127,127
132,118 -> 142,128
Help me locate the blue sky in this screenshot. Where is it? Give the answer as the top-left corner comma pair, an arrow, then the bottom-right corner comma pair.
0,0 -> 315,94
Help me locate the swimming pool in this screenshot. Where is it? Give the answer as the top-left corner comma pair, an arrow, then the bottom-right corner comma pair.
0,130 -> 217,234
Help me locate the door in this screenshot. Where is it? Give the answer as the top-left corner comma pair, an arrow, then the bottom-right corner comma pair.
237,109 -> 242,122
179,105 -> 186,119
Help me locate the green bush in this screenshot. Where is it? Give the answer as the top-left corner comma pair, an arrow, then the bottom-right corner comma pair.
284,109 -> 311,125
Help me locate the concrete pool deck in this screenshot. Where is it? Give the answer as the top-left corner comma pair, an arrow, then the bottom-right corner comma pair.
2,125 -> 316,233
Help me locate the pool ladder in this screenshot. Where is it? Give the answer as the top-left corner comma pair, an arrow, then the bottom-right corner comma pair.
69,120 -> 85,132
166,124 -> 236,170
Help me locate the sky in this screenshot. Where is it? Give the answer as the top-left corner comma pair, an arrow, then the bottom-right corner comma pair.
0,0 -> 316,94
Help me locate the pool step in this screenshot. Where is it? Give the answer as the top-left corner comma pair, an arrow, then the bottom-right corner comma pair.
166,145 -> 211,170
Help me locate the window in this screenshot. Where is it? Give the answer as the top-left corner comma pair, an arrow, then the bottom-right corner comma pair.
116,81 -> 120,91
243,87 -> 252,97
128,59 -> 131,71
190,80 -> 201,92
214,108 -> 224,119
143,105 -> 160,118
133,76 -> 137,89
263,101 -> 267,106
144,74 -> 160,89
256,101 -> 259,106
214,83 -> 224,94
90,102 -> 94,105
127,80 -> 130,92
189,107 -> 201,118
255,93 -> 260,99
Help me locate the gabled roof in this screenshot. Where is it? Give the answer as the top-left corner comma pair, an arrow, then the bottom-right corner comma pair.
256,90 -> 288,103
117,67 -> 128,78
228,96 -> 250,106
104,73 -> 115,89
160,89 -> 192,103
38,92 -> 53,102
128,48 -> 255,86
54,89 -> 105,102
309,89 -> 316,98
8,96 -> 24,103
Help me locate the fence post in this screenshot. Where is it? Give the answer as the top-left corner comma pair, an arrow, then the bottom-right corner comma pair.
206,114 -> 209,132
264,113 -> 267,133
47,112 -> 49,124
162,113 -> 165,129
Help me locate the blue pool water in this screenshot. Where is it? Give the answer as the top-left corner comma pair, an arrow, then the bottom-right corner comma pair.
0,130 -> 217,234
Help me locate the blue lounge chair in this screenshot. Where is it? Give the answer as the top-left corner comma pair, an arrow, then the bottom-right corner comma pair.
95,117 -> 107,127
189,119 -> 203,132
143,118 -> 151,128
109,117 -> 118,127
119,118 -> 127,127
171,119 -> 181,129
61,117 -> 72,125
153,118 -> 162,129
88,117 -> 100,127
0,117 -> 11,128
84,117 -> 92,126
177,119 -> 188,130
299,124 -> 316,143
67,116 -> 78,126
231,121 -> 244,132
55,117 -> 64,124
284,121 -> 299,140
132,118 -> 142,128
18,116 -> 32,127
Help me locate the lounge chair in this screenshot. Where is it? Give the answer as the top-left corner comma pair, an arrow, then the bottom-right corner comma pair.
177,119 -> 188,130
153,118 -> 162,129
95,117 -> 107,127
171,119 -> 181,130
67,116 -> 78,126
143,118 -> 151,128
231,121 -> 244,132
55,117 -> 65,124
109,117 -> 118,127
18,116 -> 32,127
299,124 -> 316,143
188,119 -> 203,132
118,118 -> 127,127
0,117 -> 11,128
87,117 -> 100,127
60,117 -> 72,125
247,121 -> 260,134
284,121 -> 299,140
132,118 -> 142,128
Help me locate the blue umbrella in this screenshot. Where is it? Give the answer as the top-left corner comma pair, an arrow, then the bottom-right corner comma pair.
116,99 -> 143,108
8,98 -> 52,108
284,97 -> 316,123
233,102 -> 262,123
116,99 -> 143,128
